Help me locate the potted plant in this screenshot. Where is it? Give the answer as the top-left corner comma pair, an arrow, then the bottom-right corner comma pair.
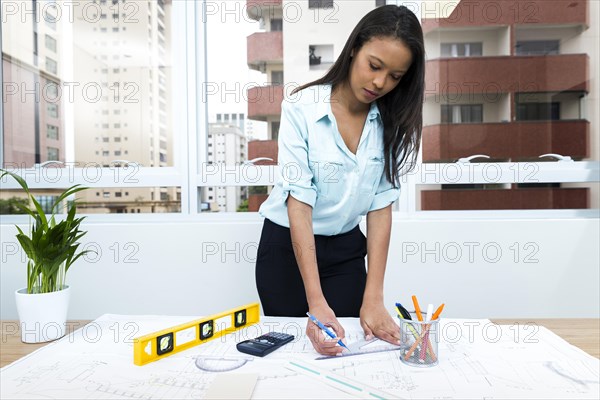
0,169 -> 91,343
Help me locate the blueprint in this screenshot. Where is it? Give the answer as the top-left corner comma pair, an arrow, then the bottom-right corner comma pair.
1,314 -> 598,399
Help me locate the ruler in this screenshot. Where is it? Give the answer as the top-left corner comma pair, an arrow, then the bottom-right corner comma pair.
286,359 -> 400,399
315,337 -> 405,360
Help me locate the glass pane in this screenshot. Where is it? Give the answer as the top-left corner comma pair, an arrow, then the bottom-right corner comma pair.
2,0 -> 179,214
199,185 -> 274,213
204,0 -> 270,212
0,187 -> 181,215
422,1 -> 597,209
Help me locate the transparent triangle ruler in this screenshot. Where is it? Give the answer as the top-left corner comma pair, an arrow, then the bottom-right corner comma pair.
315,337 -> 405,360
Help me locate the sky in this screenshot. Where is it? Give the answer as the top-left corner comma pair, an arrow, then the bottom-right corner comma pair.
206,2 -> 268,138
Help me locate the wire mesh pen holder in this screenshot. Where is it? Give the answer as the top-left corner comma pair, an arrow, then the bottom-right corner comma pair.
398,317 -> 439,367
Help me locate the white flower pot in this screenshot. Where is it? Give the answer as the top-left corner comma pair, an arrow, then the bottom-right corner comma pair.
15,285 -> 71,343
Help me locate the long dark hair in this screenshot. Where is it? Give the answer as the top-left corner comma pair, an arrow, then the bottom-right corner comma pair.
293,5 -> 425,186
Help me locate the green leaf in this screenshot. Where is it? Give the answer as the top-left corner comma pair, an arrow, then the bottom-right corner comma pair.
2,169 -> 91,292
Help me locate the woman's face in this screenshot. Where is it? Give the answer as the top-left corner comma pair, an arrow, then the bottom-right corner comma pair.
348,36 -> 413,104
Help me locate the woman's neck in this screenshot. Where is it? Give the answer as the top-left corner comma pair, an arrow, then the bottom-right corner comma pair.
331,82 -> 370,115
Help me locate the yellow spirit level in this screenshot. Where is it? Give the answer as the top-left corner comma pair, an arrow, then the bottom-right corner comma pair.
133,303 -> 260,366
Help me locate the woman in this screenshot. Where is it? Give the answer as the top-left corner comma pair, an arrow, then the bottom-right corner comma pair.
256,5 -> 424,356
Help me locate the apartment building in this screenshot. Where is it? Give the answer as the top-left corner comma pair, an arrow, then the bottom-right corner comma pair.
1,0 -> 66,209
1,0 -> 178,213
245,0 -> 597,211
421,0 -> 595,209
72,0 -> 177,213
245,0 -> 377,210
201,123 -> 248,212
2,0 -> 65,167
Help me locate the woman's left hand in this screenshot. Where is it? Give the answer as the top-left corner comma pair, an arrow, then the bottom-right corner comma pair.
359,301 -> 401,345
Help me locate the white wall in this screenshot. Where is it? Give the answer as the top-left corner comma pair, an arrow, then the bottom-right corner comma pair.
283,0 -> 374,86
2,215 -> 598,320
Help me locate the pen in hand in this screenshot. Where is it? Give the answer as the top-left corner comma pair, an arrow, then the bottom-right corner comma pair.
306,312 -> 350,352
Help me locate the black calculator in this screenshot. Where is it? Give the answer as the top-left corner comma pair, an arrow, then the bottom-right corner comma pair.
236,332 -> 295,357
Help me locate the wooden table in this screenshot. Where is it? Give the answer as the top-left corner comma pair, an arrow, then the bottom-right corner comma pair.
1,319 -> 598,368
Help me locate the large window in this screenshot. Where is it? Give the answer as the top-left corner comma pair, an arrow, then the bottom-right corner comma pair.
516,40 -> 560,55
2,1 -> 598,216
441,105 -> 483,124
2,0 -> 180,214
440,42 -> 483,57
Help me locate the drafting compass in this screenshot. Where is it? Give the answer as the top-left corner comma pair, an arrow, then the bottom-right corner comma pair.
315,337 -> 406,360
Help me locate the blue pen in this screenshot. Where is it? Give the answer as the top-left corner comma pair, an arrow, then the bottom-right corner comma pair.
306,312 -> 350,352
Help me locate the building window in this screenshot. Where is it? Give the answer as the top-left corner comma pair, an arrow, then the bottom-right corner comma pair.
47,124 -> 59,140
309,44 -> 334,70
115,192 -> 122,197
271,70 -> 284,86
309,0 -> 333,8
516,102 -> 560,121
44,82 -> 58,100
35,196 -> 58,214
47,103 -> 59,118
47,147 -> 59,161
515,40 -> 560,55
441,104 -> 483,124
33,32 -> 38,57
271,121 -> 280,141
375,0 -> 386,6
45,35 -> 57,52
102,151 -> 110,156
45,12 -> 57,30
441,42 -> 482,57
103,192 -> 110,198
271,18 -> 283,31
46,57 -> 58,74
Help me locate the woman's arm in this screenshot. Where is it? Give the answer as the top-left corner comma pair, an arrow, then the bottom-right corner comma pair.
360,204 -> 401,344
287,196 -> 346,355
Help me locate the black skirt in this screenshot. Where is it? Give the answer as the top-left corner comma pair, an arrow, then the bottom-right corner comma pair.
255,218 -> 367,317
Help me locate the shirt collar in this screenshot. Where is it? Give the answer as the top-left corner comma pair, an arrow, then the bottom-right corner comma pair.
314,84 -> 381,123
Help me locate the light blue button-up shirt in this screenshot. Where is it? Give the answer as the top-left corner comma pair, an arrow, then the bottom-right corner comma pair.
259,84 -> 400,236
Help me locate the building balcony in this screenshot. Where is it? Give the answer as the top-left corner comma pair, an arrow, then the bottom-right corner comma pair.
422,0 -> 588,33
248,140 -> 278,164
426,54 -> 588,96
246,0 -> 282,21
247,31 -> 283,71
421,188 -> 589,210
247,85 -> 283,121
422,120 -> 589,162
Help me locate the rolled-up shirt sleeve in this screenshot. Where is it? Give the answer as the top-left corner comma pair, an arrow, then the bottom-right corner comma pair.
368,170 -> 401,212
278,100 -> 317,208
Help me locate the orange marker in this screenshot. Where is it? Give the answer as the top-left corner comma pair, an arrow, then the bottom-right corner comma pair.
412,295 -> 424,322
431,303 -> 445,321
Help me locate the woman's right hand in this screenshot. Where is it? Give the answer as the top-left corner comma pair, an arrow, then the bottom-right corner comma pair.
306,303 -> 347,356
